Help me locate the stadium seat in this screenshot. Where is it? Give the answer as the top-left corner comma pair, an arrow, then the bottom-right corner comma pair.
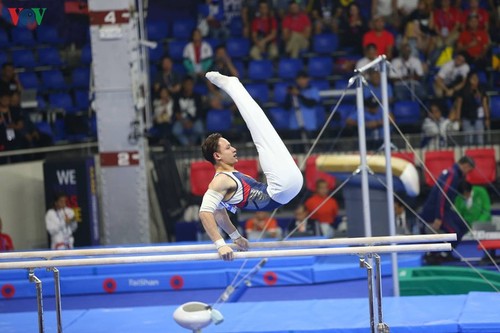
268,107 -> 290,130
312,33 -> 338,54
273,81 -> 290,104
35,121 -> 53,139
49,93 -> 75,112
189,161 -> 215,196
392,151 -> 415,164
36,25 -> 64,45
172,19 -> 196,39
194,81 -> 208,95
75,90 -> 90,110
226,38 -> 250,59
305,155 -> 336,192
278,58 -> 303,80
206,109 -> 232,132
235,158 -> 259,179
205,37 -> 221,50
148,43 -> 165,62
41,70 -> 67,90
310,79 -> 330,91
233,60 -> 245,78
334,79 -> 351,90
167,40 -> 187,61
71,67 -> 90,89
247,60 -> 274,81
308,56 -> 332,78
229,17 -> 244,37
172,62 -> 187,76
18,72 -> 40,90
12,49 -> 37,69
80,44 -> 92,64
245,83 -> 269,103
423,150 -> 455,186
393,100 -> 421,125
0,51 -> 7,66
335,104 -> 356,126
38,47 -> 63,66
11,27 -> 35,46
465,148 -> 497,185
490,96 -> 500,120
146,20 -> 169,41
0,30 -> 10,48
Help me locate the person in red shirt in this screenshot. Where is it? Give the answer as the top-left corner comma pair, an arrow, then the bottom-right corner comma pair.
462,0 -> 489,31
0,217 -> 14,252
245,211 -> 282,240
282,1 -> 312,58
362,16 -> 395,59
305,179 -> 338,238
430,0 -> 462,48
250,0 -> 279,60
457,14 -> 491,69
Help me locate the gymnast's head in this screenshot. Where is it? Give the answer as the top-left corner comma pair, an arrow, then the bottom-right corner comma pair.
202,133 -> 238,166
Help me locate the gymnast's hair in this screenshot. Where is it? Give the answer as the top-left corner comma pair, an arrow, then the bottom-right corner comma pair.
202,133 -> 222,165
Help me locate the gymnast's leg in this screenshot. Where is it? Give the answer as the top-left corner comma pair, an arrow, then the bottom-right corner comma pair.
206,71 -> 303,204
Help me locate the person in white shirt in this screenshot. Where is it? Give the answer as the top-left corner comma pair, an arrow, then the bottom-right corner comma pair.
183,28 -> 214,80
433,52 -> 470,98
421,101 -> 458,148
356,43 -> 378,78
45,192 -> 77,250
389,42 -> 426,101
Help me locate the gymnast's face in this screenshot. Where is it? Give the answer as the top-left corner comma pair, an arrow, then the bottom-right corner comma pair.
216,138 -> 238,165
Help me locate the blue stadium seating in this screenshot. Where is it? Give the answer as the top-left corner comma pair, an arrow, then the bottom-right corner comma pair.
37,95 -> 47,110
18,72 -> 40,90
245,83 -> 269,103
38,47 -> 63,66
172,19 -> 196,39
148,43 -> 165,62
0,30 -> 10,47
310,79 -> 330,91
49,93 -> 75,112
194,81 -> 208,95
167,40 -> 187,60
226,38 -> 250,59
313,33 -> 338,54
41,70 -> 67,90
491,96 -> 500,120
229,17 -> 244,37
308,56 -> 332,78
335,104 -> 356,126
147,21 -> 169,41
268,107 -> 290,130
80,44 -> 92,64
247,59 -> 273,81
392,100 -> 421,125
75,90 -> 90,110
36,25 -> 64,45
204,37 -> 221,50
11,27 -> 35,46
12,49 -> 37,68
273,81 -> 290,104
0,51 -> 7,66
278,58 -> 303,79
206,109 -> 232,132
233,60 -> 245,78
35,121 -> 53,138
71,67 -> 90,89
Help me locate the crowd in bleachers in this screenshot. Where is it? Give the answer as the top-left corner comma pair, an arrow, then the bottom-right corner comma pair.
0,0 -> 500,156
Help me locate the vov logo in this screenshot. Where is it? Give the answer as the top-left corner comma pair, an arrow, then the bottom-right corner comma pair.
7,8 -> 47,27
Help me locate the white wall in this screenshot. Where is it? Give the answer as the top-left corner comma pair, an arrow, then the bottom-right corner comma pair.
0,161 -> 48,250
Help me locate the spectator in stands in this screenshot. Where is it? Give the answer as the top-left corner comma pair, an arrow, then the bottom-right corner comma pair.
394,198 -> 418,235
207,45 -> 239,106
307,0 -> 335,35
456,13 -> 491,70
183,28 -> 214,81
152,87 -> 175,143
249,0 -> 279,60
356,43 -> 378,74
305,179 -> 338,238
241,0 -> 262,37
45,192 -> 77,250
462,0 -> 489,31
284,70 -> 321,133
0,216 -> 14,251
421,101 -> 458,148
197,0 -> 229,39
172,77 -> 205,146
363,69 -> 394,104
430,0 -> 462,51
362,15 -> 395,59
338,3 -> 368,56
282,1 -> 312,58
421,156 -> 475,264
389,42 -> 427,102
433,51 -> 470,98
0,63 -> 22,96
402,0 -> 436,58
153,56 -> 182,98
0,92 -> 25,151
288,203 -> 319,237
371,0 -> 398,27
245,211 -> 282,239
455,181 -> 491,228
454,71 -> 490,146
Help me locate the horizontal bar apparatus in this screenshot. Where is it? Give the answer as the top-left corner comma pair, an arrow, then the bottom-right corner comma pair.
0,234 -> 456,260
0,243 -> 451,270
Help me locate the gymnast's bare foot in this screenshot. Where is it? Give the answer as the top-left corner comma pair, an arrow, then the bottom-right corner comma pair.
205,71 -> 238,89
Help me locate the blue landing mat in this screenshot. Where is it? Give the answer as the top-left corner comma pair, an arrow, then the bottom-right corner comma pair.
1,293 -> 499,333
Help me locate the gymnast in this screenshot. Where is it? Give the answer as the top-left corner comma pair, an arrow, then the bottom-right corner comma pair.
199,72 -> 303,261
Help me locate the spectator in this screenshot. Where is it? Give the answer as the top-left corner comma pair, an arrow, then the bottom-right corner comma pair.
282,1 -> 312,58
394,198 -> 418,235
420,156 -> 475,264
356,43 -> 378,73
421,101 -> 458,148
0,92 -> 25,151
197,0 -> 229,39
456,13 -> 491,70
288,203 -> 319,237
0,63 -> 22,96
454,71 -> 490,146
183,28 -> 213,81
241,0 -> 262,37
0,216 -> 14,251
371,0 -> 397,27
433,52 -> 470,98
245,211 -> 282,239
455,181 -> 491,228
284,71 -> 321,132
304,179 -> 338,238
402,0 -> 436,58
45,192 -> 77,250
306,0 -> 335,35
430,0 -> 462,51
338,3 -> 368,56
152,87 -> 175,143
207,45 -> 239,106
153,56 -> 182,98
462,0 -> 489,31
172,77 -> 205,146
389,42 -> 427,102
363,70 -> 394,104
249,0 -> 279,60
362,16 -> 395,59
